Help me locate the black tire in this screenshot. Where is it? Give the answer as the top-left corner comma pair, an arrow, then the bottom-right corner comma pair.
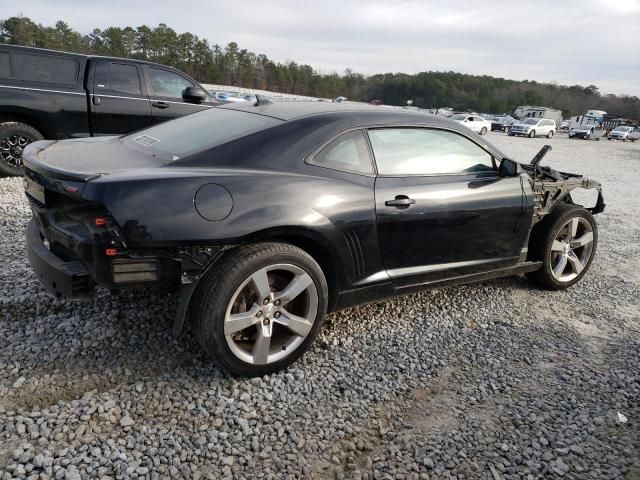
508,132 -> 515,136
0,122 -> 44,176
526,204 -> 598,290
480,127 -> 487,136
192,242 -> 328,377
528,130 -> 536,138
546,130 -> 554,139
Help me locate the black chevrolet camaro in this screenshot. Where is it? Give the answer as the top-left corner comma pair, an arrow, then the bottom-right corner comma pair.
23,101 -> 605,376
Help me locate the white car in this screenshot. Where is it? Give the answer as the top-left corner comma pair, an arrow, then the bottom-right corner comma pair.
450,114 -> 492,135
628,128 -> 640,142
509,118 -> 556,138
607,126 -> 634,141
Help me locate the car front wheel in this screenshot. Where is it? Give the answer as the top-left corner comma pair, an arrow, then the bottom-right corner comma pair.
546,130 -> 554,139
0,122 -> 44,176
192,242 -> 328,376
527,204 -> 597,290
528,130 -> 536,138
480,127 -> 487,135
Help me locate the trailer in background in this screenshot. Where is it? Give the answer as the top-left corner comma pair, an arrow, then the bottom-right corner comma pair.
514,105 -> 563,127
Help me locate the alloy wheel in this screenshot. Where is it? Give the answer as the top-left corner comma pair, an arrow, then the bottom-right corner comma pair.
224,263 -> 318,365
0,134 -> 32,168
549,217 -> 594,282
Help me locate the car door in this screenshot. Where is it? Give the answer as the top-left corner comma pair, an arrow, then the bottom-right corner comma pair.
370,127 -> 531,289
142,66 -> 212,125
91,61 -> 152,135
464,116 -> 479,132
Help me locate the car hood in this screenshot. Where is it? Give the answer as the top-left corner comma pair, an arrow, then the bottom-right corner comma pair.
512,123 -> 533,128
23,137 -> 164,182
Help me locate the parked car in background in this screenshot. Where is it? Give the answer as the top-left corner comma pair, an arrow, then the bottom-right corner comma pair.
569,124 -> 596,140
560,121 -> 570,131
628,128 -> 640,142
23,102 -> 604,376
0,44 -> 218,176
491,115 -> 516,132
212,91 -> 248,103
607,125 -> 634,141
509,118 -> 556,138
450,114 -> 491,135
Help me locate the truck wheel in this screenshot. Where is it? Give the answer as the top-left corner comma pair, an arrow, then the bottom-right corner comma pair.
192,242 -> 328,377
528,130 -> 536,138
527,204 -> 597,290
0,122 -> 44,176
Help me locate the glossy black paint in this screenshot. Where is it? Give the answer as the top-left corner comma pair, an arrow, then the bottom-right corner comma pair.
24,102 -> 539,322
0,45 -> 218,140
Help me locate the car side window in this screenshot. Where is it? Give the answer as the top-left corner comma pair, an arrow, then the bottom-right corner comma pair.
147,68 -> 193,98
0,52 -> 10,78
368,128 -> 495,176
308,130 -> 373,175
10,53 -> 78,84
109,63 -> 141,95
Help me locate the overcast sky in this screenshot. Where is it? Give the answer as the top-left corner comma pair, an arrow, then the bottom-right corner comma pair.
10,0 -> 640,96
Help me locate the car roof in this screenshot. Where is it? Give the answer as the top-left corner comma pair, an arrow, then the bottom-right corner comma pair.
216,101 -> 509,160
220,100 -> 465,125
0,44 -> 189,72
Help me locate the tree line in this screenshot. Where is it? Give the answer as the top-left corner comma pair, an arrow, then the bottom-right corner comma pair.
1,16 -> 639,119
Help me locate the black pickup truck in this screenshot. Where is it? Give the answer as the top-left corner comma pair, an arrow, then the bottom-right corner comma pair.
0,44 -> 219,175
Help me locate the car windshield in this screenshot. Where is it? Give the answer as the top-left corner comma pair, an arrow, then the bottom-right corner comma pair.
613,126 -> 633,132
451,114 -> 468,120
122,107 -> 282,159
493,117 -> 506,121
523,118 -> 539,125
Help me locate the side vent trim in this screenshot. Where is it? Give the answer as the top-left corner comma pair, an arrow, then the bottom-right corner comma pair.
344,229 -> 366,278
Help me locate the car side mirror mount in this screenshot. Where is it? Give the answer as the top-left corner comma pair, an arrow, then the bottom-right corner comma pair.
498,158 -> 521,177
183,87 -> 207,103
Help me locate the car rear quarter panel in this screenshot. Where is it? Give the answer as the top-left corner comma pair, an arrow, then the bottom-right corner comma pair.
83,168 -> 382,291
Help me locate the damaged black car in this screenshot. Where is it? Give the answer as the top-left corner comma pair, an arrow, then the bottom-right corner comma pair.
23,101 -> 605,376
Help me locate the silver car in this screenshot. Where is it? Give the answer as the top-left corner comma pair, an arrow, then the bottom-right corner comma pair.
509,118 -> 556,138
607,126 -> 634,141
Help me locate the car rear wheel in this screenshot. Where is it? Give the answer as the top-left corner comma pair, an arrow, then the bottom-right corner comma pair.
192,242 -> 328,376
528,130 -> 536,138
480,127 -> 487,135
546,130 -> 554,139
527,204 -> 597,290
0,122 -> 44,176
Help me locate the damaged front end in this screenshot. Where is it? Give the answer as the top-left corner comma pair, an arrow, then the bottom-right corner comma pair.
521,145 -> 606,223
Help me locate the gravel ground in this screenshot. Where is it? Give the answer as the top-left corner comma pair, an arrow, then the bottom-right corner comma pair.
1,133 -> 638,479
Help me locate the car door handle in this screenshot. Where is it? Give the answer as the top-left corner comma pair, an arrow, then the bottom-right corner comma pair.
385,196 -> 416,208
152,101 -> 169,109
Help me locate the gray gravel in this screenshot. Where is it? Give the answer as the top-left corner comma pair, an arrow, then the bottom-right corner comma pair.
1,134 -> 639,479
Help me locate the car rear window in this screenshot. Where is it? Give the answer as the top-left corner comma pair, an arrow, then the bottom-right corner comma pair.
10,53 -> 78,84
123,107 -> 282,159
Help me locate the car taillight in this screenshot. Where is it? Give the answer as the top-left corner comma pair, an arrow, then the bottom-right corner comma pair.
95,217 -> 107,226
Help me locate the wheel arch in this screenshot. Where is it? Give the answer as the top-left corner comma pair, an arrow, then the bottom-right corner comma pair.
0,108 -> 54,138
237,226 -> 343,311
173,226 -> 345,335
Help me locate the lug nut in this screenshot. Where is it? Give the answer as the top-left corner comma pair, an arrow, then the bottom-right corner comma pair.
263,298 -> 270,305
263,318 -> 270,325
274,300 -> 281,306
274,312 -> 281,318
256,310 -> 262,317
